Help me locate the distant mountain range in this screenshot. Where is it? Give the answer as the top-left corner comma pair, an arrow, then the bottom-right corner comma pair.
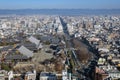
0,9 -> 120,15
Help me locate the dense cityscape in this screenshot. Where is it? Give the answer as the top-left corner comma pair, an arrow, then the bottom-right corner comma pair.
0,14 -> 119,80
1,0 -> 120,80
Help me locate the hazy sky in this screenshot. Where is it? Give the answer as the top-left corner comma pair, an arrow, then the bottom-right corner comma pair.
0,0 -> 120,9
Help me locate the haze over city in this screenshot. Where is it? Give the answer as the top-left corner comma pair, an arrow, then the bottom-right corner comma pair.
0,0 -> 120,9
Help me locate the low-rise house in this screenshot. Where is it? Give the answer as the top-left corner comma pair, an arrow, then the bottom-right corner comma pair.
96,64 -> 120,80
0,70 -> 8,80
108,71 -> 120,79
40,72 -> 57,80
98,48 -> 109,53
24,70 -> 36,80
0,46 -> 13,52
95,67 -> 108,80
0,74 -> 5,80
8,71 -> 24,80
62,70 -> 69,80
111,57 -> 120,64
98,58 -> 106,65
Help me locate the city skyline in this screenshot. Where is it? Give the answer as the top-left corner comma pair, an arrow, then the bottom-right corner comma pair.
0,0 -> 120,9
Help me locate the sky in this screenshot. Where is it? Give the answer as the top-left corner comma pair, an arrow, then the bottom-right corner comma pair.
0,0 -> 120,9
